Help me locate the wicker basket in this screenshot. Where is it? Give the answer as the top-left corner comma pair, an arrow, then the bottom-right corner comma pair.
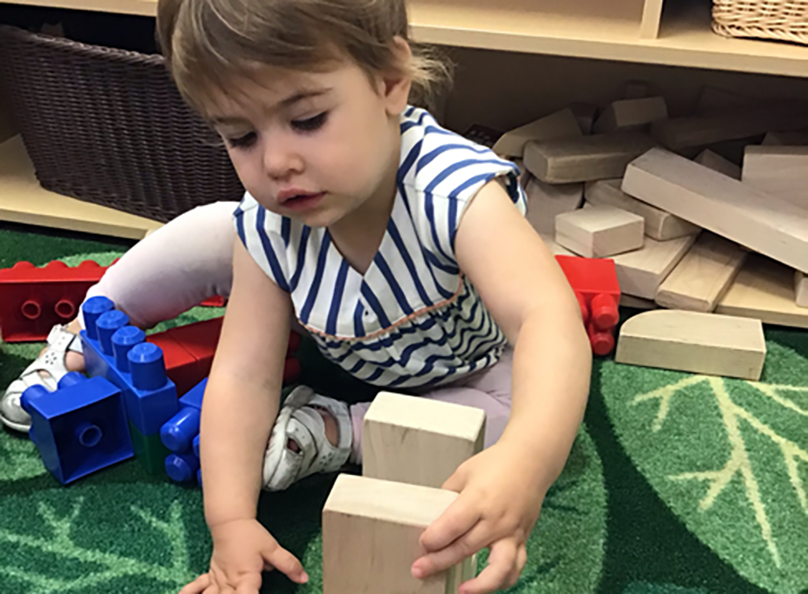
712,0 -> 808,45
0,25 -> 244,223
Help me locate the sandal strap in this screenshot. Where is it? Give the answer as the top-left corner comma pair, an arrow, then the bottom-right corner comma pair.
48,324 -> 83,354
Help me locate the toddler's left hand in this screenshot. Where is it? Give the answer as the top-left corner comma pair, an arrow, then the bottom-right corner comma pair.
411,442 -> 548,594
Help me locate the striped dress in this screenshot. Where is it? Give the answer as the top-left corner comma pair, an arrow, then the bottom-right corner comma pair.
234,106 -> 527,389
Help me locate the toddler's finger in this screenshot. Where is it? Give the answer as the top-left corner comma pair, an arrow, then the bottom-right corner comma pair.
419,495 -> 481,552
413,522 -> 489,578
262,544 -> 309,584
179,573 -> 211,594
233,572 -> 262,594
458,539 -> 518,594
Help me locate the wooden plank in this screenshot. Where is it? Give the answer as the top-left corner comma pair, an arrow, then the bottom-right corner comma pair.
695,149 -> 741,179
716,254 -> 808,328
615,309 -> 765,380
524,132 -> 656,183
592,97 -> 668,134
620,294 -> 658,309
524,175 -> 583,236
741,146 -> 808,207
796,271 -> 808,308
362,392 -> 485,489
556,204 -> 644,258
584,178 -> 699,241
322,474 -> 475,594
654,232 -> 748,312
695,86 -> 752,113
651,102 -> 808,150
622,147 -> 808,274
492,108 -> 581,158
761,130 -> 808,146
610,233 -> 698,299
0,136 -> 162,240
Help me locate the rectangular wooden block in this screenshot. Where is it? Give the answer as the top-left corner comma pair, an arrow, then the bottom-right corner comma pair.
555,204 -> 644,258
539,234 -> 576,256
524,132 -> 656,184
568,102 -> 598,135
654,233 -> 748,312
695,86 -> 751,113
716,254 -> 808,328
741,146 -> 808,207
492,108 -> 582,158
651,102 -> 808,150
593,97 -> 668,134
695,149 -> 741,179
323,474 -> 475,594
584,178 -> 699,241
610,233 -> 698,299
615,309 -> 766,380
524,175 -> 583,236
622,147 -> 808,274
362,392 -> 485,489
761,130 -> 808,146
796,271 -> 808,308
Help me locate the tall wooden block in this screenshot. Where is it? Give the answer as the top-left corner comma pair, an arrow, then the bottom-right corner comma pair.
610,233 -> 698,299
593,97 -> 668,134
555,204 -> 644,258
362,392 -> 485,489
741,146 -> 808,207
323,474 -> 476,594
584,178 -> 699,241
524,175 -> 583,236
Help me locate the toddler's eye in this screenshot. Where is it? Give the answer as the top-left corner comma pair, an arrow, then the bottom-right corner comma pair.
226,132 -> 257,149
292,112 -> 328,132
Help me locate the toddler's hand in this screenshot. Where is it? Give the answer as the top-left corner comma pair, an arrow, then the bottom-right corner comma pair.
411,442 -> 548,594
179,518 -> 308,594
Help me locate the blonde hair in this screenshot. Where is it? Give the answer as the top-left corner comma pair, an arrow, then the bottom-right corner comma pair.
157,0 -> 453,118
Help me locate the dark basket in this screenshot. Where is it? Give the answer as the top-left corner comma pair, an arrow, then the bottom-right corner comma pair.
0,25 -> 244,223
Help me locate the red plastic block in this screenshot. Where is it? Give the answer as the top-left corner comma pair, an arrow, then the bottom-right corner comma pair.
147,317 -> 223,396
555,255 -> 621,356
146,333 -> 202,397
200,295 -> 226,308
0,260 -> 110,342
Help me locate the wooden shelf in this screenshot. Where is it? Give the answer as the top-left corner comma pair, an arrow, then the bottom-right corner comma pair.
0,136 -> 163,239
1,0 -> 805,77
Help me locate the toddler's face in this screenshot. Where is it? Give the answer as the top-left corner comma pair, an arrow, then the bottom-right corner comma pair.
206,59 -> 404,228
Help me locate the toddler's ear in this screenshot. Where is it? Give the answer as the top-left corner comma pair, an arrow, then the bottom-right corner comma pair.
381,36 -> 413,115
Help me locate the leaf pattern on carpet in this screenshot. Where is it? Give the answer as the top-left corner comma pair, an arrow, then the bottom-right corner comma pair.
601,337 -> 808,594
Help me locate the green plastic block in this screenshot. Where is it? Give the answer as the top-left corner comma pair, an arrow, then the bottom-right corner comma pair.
129,421 -> 171,475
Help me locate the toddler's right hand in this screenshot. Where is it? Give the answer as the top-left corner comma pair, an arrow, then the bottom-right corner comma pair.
179,518 -> 309,594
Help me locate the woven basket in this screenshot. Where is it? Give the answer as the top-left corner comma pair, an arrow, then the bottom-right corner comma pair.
0,25 -> 244,223
712,0 -> 808,45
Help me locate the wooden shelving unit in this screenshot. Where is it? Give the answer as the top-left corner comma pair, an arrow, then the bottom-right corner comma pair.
0,136 -> 163,239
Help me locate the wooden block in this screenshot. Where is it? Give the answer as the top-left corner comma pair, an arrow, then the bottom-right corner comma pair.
323,474 -> 476,594
568,102 -> 598,135
555,204 -> 644,258
524,175 -> 584,236
761,130 -> 808,146
492,108 -> 582,158
610,233 -> 698,299
716,254 -> 808,328
593,97 -> 668,134
584,178 -> 699,241
539,234 -> 576,256
695,149 -> 741,179
651,102 -> 808,150
622,147 -> 808,274
362,392 -> 485,489
695,86 -> 752,113
620,294 -> 658,310
741,146 -> 808,207
524,132 -> 656,183
615,309 -> 765,380
796,271 -> 808,308
654,233 -> 748,312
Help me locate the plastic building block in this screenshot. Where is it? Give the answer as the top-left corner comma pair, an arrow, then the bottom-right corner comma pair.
21,372 -> 133,484
147,318 -> 222,396
555,255 -> 621,356
165,451 -> 200,483
80,296 -> 179,436
129,421 -> 172,475
193,434 -> 200,458
160,379 -> 206,453
200,295 -> 226,307
0,260 -> 111,342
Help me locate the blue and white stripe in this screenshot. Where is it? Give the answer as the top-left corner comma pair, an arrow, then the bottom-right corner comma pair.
235,106 -> 527,388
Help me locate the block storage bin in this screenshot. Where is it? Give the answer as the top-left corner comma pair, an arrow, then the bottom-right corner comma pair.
712,0 -> 808,46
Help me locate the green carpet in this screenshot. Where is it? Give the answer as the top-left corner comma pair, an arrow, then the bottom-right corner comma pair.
1,221 -> 806,594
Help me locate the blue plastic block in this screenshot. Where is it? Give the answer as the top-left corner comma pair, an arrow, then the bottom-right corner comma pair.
160,379 -> 206,453
80,298 -> 179,436
197,468 -> 202,488
193,434 -> 200,458
165,451 -> 199,483
21,372 -> 133,485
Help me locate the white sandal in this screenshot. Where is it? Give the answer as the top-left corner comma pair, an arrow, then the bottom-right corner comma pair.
0,324 -> 83,432
262,386 -> 353,491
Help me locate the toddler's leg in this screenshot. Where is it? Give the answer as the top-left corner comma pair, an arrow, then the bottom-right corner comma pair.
347,349 -> 514,464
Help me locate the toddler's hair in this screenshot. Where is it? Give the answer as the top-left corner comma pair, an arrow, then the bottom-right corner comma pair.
156,0 -> 453,117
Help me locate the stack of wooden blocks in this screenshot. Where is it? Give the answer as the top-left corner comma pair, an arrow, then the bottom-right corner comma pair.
322,393 -> 486,593
493,82 -> 808,382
